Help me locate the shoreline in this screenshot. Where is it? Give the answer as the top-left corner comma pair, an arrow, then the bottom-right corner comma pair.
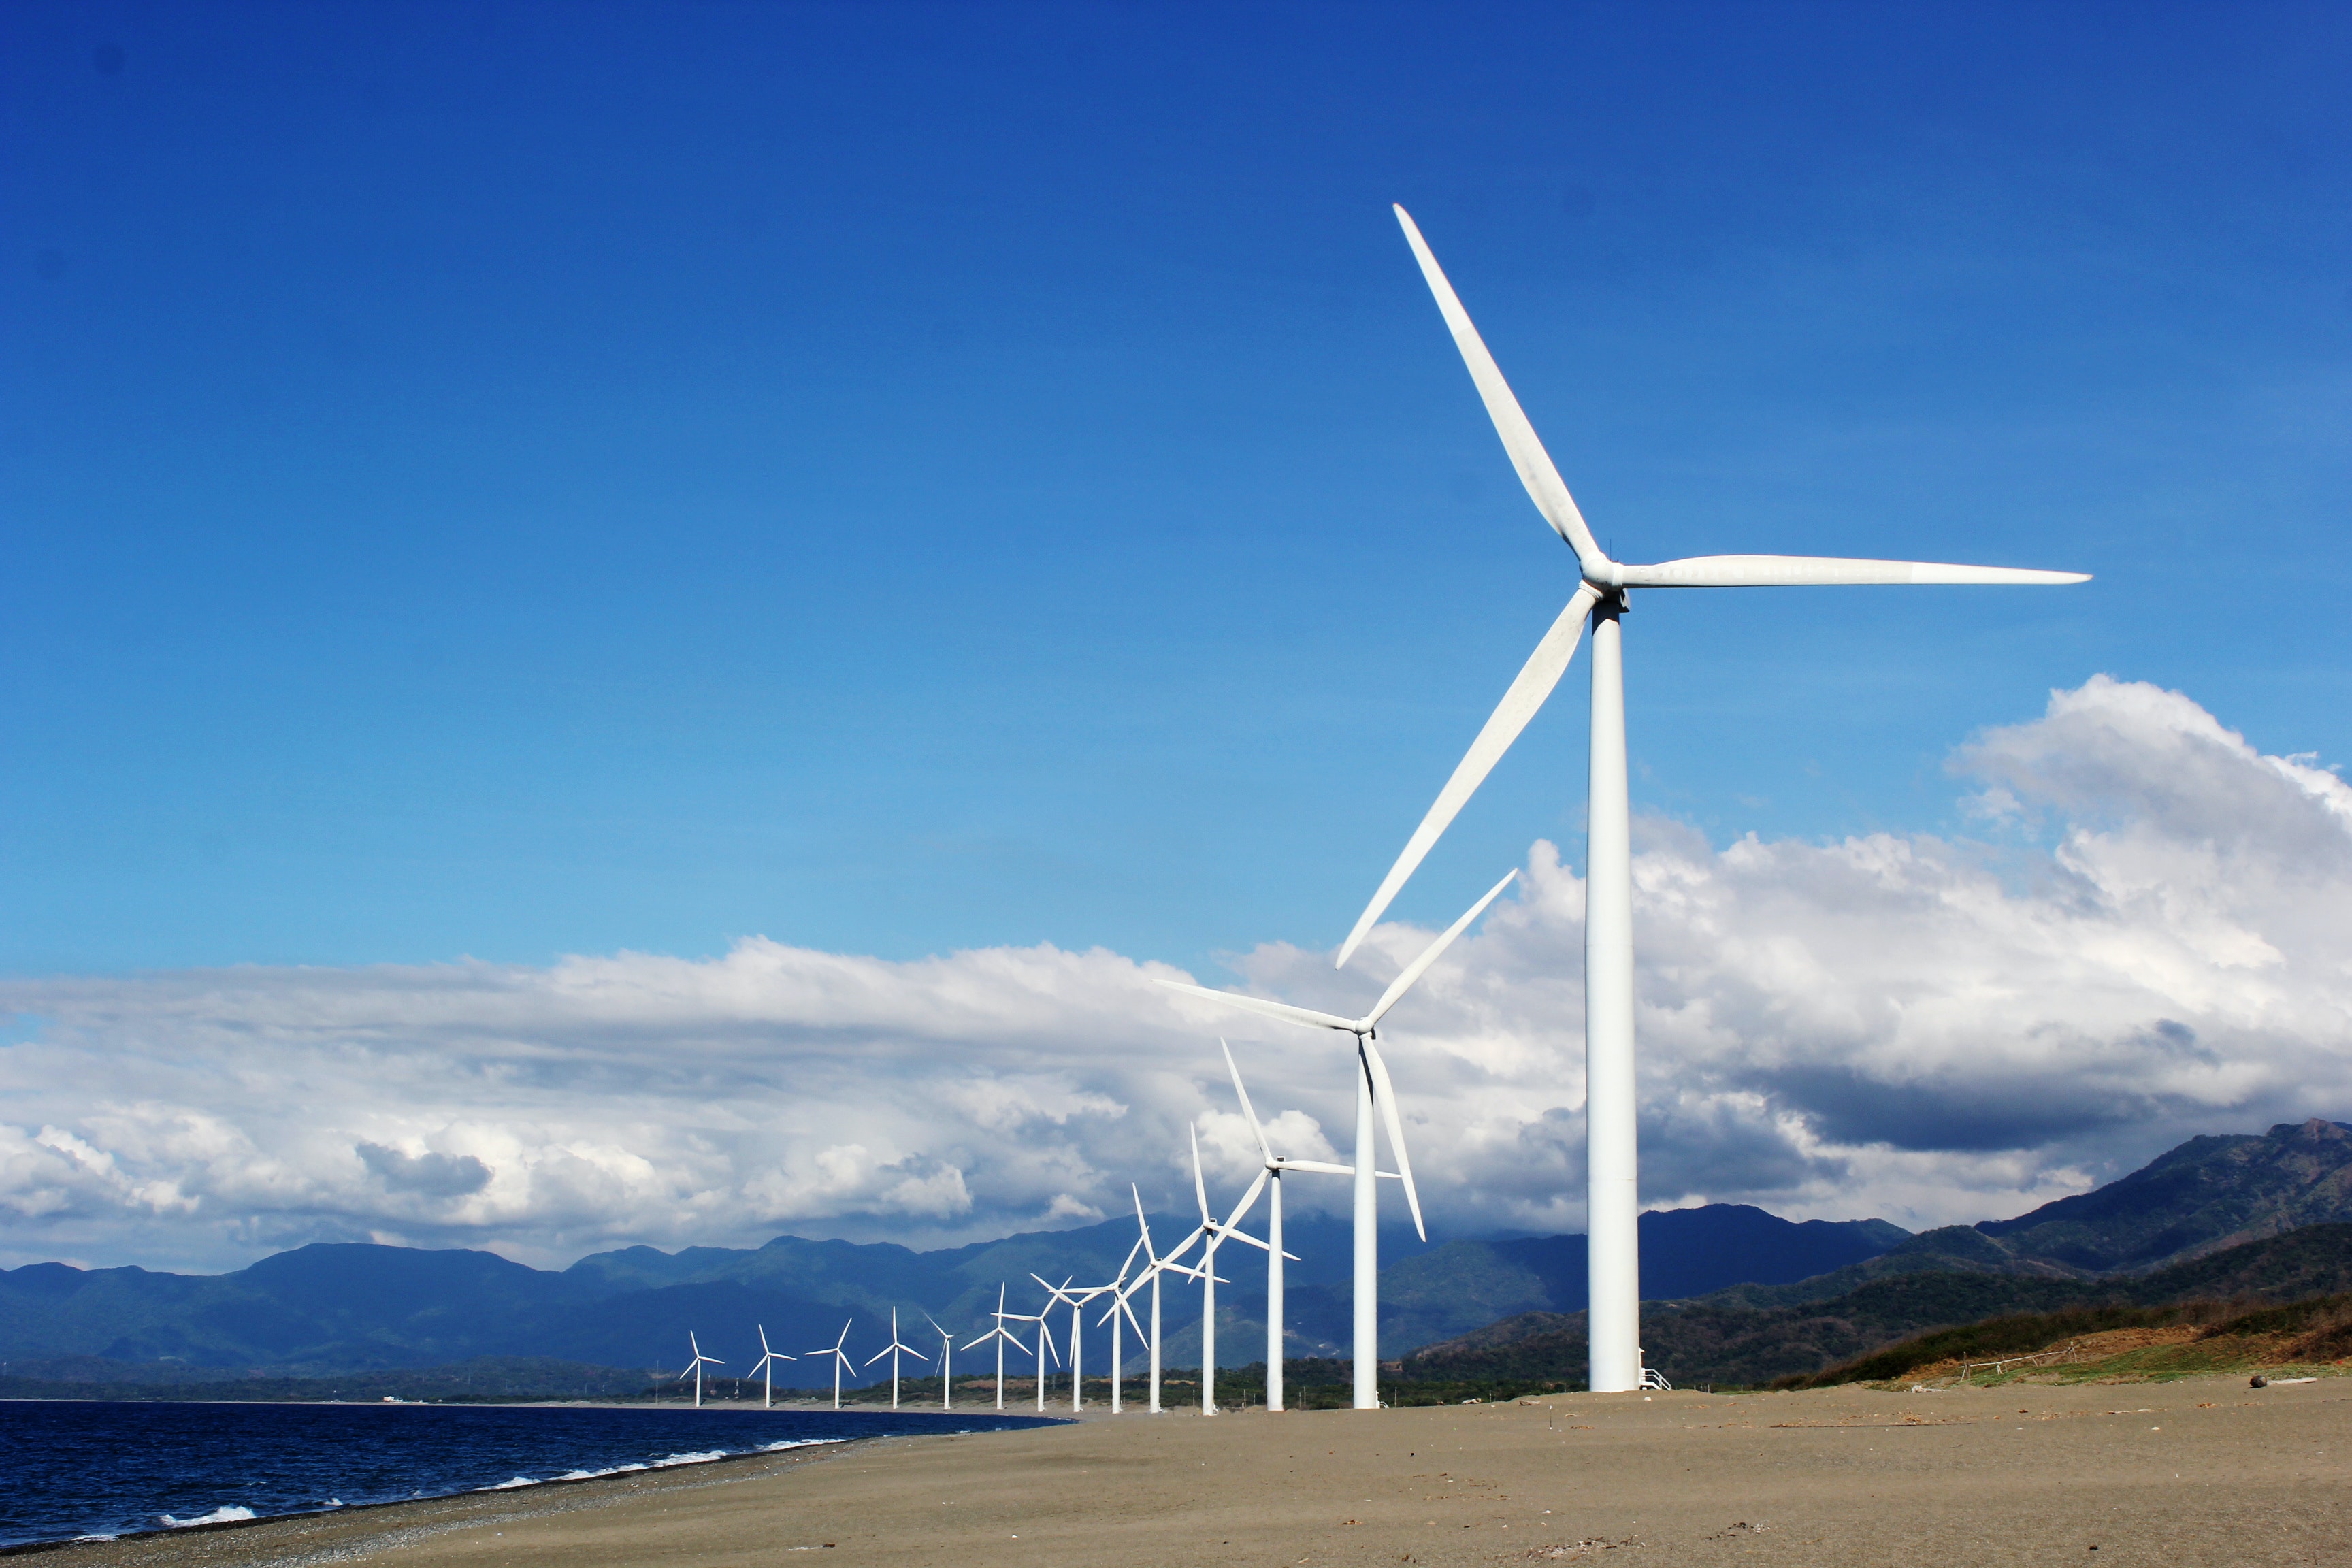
2,1405 -> 1066,1559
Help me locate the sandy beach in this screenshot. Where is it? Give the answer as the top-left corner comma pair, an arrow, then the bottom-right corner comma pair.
39,1373 -> 2351,1567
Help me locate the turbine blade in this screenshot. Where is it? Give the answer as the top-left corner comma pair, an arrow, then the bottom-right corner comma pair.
1276,1159 -> 1355,1175
1364,868 -> 1516,1027
1132,1184 -> 1159,1263
1335,590 -> 1597,970
1156,978 -> 1356,1034
1362,1038 -> 1426,1241
1221,1167 -> 1270,1232
1611,555 -> 2092,588
1189,1124 -> 1212,1224
1222,1039 -> 1275,1166
864,1345 -> 891,1366
1393,205 -> 1605,570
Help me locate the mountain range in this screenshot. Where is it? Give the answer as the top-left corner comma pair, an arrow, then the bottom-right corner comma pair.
1406,1118 -> 2352,1387
0,1208 -> 1898,1389
5,1117 -> 2347,1391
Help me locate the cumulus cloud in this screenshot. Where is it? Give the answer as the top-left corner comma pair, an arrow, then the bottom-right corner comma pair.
1,676 -> 2347,1273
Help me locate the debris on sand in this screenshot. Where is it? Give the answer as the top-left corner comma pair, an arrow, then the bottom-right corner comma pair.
1527,1538 -> 1641,1557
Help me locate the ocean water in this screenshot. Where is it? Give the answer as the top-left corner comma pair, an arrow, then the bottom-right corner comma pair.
0,1401 -> 1059,1548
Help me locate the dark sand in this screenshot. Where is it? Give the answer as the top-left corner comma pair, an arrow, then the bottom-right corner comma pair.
42,1375 -> 2352,1567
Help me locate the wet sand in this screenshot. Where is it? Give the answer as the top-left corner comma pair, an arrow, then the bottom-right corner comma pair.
43,1375 -> 2352,1567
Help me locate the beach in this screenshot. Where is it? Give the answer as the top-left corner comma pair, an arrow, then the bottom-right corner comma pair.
46,1375 -> 2349,1567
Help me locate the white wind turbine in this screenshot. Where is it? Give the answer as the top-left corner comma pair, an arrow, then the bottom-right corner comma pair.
1090,1231 -> 1150,1414
1031,1274 -> 1113,1410
1001,1298 -> 1060,1414
863,1307 -> 928,1409
1334,205 -> 2091,1394
676,1331 -> 723,1409
1158,868 -> 1515,1408
1183,1123 -> 1288,1416
747,1325 -> 794,1410
924,1311 -> 956,1409
1102,1184 -> 1198,1415
807,1320 -> 855,1409
1222,1039 -> 1355,1414
961,1285 -> 1028,1411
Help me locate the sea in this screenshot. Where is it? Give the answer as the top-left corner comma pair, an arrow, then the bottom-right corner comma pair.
0,1401 -> 1060,1549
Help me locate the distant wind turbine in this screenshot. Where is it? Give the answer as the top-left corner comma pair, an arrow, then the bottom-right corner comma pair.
1031,1275 -> 1107,1410
747,1325 -> 794,1410
676,1331 -> 723,1409
1002,1299 -> 1060,1414
1092,1230 -> 1149,1414
1223,1039 -> 1354,1413
1335,206 -> 2090,1392
922,1311 -> 958,1409
1158,869 -> 1511,1408
807,1320 -> 855,1409
961,1285 -> 1029,1411
863,1307 -> 929,1409
1184,1123 -> 1287,1416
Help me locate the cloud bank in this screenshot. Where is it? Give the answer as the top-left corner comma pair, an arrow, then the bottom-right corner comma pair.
3,676 -> 2347,1273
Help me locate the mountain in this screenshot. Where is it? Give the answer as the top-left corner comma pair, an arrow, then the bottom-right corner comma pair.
0,1203 -> 1902,1384
1975,1117 -> 2352,1271
1405,1222 -> 2352,1389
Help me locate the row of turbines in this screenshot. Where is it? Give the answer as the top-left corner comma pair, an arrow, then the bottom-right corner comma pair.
678,202 -> 2086,1410
663,917 -> 1490,1418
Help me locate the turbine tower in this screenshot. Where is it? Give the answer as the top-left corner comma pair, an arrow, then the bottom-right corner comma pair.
807,1320 -> 855,1409
677,1331 -> 723,1409
864,1307 -> 929,1409
923,1311 -> 957,1409
1158,868 -> 1514,1407
1222,1039 -> 1352,1413
1338,205 -> 2091,1393
962,1285 -> 1028,1411
747,1325 -> 794,1410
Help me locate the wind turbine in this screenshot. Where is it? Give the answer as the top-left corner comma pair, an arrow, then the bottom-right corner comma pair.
1103,1185 -> 1193,1415
961,1285 -> 1029,1411
1158,868 -> 1514,1408
863,1307 -> 928,1409
1331,205 -> 2092,1393
1001,1299 -> 1060,1414
924,1311 -> 956,1409
1185,1124 -> 1286,1416
676,1331 -> 723,1409
747,1325 -> 794,1410
1222,1039 -> 1354,1413
1031,1275 -> 1108,1409
807,1320 -> 855,1409
1091,1230 -> 1149,1414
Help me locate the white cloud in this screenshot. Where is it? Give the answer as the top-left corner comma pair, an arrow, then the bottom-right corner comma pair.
1,676 -> 2347,1273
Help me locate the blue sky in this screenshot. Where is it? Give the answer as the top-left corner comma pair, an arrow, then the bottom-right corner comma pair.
5,0 -> 2348,982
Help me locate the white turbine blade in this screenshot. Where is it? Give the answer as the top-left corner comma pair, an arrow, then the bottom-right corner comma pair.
1393,205 -> 1605,570
1221,1039 -> 1275,1167
1115,1234 -> 1145,1286
1220,1166 -> 1270,1232
1156,978 -> 1355,1034
864,1345 -> 892,1367
1362,1037 -> 1426,1241
1189,1124 -> 1213,1224
1335,590 -> 1596,970
1275,1158 -> 1355,1176
1131,1185 -> 1160,1264
1364,868 -> 1516,1028
1610,555 -> 2091,588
